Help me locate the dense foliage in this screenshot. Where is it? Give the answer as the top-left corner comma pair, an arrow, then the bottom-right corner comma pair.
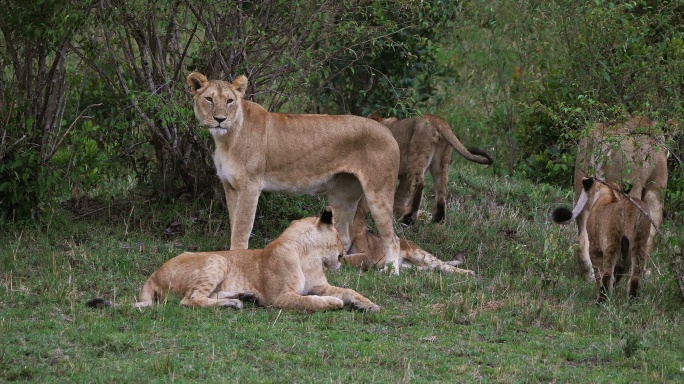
0,0 -> 455,220
1,0 -> 682,221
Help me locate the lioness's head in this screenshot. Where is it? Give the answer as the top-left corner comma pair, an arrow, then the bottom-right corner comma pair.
187,72 -> 248,134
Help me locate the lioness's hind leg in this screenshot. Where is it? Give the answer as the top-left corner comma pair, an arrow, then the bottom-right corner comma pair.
430,147 -> 452,223
327,174 -> 364,251
365,191 -> 400,274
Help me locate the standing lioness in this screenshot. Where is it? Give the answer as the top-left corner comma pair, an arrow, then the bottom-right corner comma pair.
187,73 -> 401,272
134,209 -> 380,312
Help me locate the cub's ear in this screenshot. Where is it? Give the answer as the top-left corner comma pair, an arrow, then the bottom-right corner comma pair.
187,72 -> 209,95
319,207 -> 334,225
232,75 -> 248,95
581,177 -> 594,191
367,112 -> 383,122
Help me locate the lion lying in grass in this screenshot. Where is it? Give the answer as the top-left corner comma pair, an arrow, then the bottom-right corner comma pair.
342,201 -> 474,276
133,209 -> 379,312
553,177 -> 650,302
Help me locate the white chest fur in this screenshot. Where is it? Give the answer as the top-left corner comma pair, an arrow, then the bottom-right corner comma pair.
213,150 -> 236,186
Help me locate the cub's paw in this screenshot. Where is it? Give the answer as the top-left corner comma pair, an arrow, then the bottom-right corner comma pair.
322,296 -> 345,309
219,299 -> 243,309
352,301 -> 380,313
237,292 -> 259,303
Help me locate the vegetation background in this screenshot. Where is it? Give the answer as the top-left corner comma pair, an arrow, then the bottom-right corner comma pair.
1,0 -> 683,382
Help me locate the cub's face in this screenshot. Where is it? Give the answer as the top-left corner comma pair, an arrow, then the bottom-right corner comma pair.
305,216 -> 344,272
321,235 -> 345,272
186,73 -> 248,133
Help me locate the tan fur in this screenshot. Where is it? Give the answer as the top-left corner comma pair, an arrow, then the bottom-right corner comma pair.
134,211 -> 379,312
187,73 -> 401,273
368,113 -> 492,225
582,179 -> 651,302
572,116 -> 671,280
342,200 -> 474,276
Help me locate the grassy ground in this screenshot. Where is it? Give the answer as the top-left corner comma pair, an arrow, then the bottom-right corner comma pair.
2,165 -> 683,383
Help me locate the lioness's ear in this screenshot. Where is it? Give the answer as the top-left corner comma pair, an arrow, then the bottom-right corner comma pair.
319,207 -> 334,225
187,72 -> 209,95
232,75 -> 248,95
581,177 -> 594,191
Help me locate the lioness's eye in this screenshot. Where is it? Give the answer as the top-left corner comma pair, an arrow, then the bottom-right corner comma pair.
338,254 -> 343,261
227,98 -> 234,104
205,97 -> 213,104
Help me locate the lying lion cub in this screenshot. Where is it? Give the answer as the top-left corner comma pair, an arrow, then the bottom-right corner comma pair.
342,202 -> 474,276
134,209 -> 379,312
553,177 -> 650,302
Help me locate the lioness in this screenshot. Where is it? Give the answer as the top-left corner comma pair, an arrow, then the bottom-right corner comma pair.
367,113 -> 493,225
343,200 -> 475,276
565,116 -> 671,280
134,209 -> 380,312
187,73 -> 401,273
553,177 -> 650,302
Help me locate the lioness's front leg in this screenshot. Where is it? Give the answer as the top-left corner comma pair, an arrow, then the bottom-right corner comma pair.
308,284 -> 380,312
229,189 -> 261,250
222,181 -> 238,233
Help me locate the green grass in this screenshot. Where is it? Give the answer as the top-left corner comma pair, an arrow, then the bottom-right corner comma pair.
2,165 -> 684,383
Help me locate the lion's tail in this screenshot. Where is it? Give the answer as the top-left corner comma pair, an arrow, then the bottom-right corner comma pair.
430,117 -> 493,165
133,278 -> 159,308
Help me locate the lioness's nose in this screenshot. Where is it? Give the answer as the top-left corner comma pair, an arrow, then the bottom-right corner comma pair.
214,117 -> 226,124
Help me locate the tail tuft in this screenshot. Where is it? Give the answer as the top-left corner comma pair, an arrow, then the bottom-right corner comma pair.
467,147 -> 494,165
551,207 -> 573,223
86,298 -> 112,309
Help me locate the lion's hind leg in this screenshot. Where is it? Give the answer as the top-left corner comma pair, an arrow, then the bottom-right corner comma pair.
401,241 -> 474,276
181,290 -> 244,308
178,256 -> 243,308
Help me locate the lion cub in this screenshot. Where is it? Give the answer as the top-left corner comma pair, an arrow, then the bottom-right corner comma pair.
368,113 -> 492,225
134,209 -> 379,312
342,202 -> 474,276
553,177 -> 651,302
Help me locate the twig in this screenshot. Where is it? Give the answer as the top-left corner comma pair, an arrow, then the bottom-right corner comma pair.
44,103 -> 103,163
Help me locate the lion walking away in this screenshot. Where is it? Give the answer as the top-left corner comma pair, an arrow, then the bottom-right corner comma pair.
553,177 -> 651,302
561,116 -> 672,281
368,113 -> 493,225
